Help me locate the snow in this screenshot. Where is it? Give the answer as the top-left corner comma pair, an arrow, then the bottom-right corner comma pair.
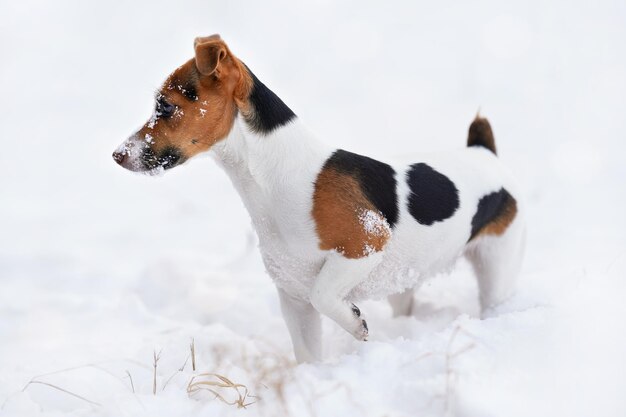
1,0 -> 626,416
358,209 -> 391,238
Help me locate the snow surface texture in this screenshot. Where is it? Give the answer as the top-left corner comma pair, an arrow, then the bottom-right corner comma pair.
1,1 -> 626,416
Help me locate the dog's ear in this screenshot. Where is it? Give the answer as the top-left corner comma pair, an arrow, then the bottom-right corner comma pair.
194,35 -> 228,77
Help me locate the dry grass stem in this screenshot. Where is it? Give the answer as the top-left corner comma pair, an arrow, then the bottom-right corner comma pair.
22,380 -> 101,407
443,325 -> 476,415
125,370 -> 135,394
187,373 -> 256,409
152,349 -> 162,395
190,338 -> 196,372
162,354 -> 190,391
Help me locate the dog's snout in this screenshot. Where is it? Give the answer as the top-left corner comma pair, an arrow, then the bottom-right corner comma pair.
112,151 -> 126,165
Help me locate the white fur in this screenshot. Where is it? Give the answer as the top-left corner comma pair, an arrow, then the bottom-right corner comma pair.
207,115 -> 525,363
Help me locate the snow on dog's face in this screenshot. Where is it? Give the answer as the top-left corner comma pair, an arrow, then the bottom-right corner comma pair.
112,35 -> 252,174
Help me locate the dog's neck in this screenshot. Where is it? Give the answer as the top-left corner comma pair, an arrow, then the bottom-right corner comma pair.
210,73 -> 328,200
240,67 -> 296,135
212,115 -> 325,191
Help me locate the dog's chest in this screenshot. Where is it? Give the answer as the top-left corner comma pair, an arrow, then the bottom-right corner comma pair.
254,215 -> 324,300
239,178 -> 326,300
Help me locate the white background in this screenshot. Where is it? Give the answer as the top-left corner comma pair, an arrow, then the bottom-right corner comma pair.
1,1 -> 625,416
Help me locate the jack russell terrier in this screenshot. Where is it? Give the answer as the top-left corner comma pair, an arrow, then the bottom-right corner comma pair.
113,35 -> 525,363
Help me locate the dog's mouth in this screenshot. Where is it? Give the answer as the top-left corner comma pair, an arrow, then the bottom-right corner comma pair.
113,140 -> 186,175
140,146 -> 185,171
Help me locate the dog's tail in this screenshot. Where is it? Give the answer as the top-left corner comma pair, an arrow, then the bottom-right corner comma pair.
467,114 -> 497,155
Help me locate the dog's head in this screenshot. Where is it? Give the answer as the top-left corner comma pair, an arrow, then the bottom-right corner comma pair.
113,35 -> 252,174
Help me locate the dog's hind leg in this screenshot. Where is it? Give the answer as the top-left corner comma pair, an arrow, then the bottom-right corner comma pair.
465,217 -> 526,316
310,252 -> 381,341
388,288 -> 415,317
277,288 -> 322,363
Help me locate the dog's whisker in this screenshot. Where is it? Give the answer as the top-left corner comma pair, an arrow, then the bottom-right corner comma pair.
190,138 -> 212,146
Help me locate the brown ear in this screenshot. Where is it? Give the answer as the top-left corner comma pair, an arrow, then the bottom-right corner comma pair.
194,35 -> 227,76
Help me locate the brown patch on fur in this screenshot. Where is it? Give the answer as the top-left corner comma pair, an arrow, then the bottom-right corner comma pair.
136,35 -> 254,161
471,194 -> 518,241
468,115 -> 497,155
313,168 -> 391,259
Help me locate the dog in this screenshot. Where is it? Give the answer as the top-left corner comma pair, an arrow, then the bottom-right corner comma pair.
113,35 -> 525,363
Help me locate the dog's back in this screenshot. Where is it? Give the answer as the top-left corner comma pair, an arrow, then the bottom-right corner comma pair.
351,131 -> 524,301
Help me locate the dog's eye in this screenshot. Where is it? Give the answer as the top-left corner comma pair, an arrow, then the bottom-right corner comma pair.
156,98 -> 176,118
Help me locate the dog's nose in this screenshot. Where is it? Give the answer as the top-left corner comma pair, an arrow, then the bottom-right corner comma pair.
112,151 -> 126,165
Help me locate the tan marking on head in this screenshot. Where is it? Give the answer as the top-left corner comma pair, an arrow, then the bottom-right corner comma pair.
313,168 -> 391,259
135,35 -> 254,165
472,195 -> 518,240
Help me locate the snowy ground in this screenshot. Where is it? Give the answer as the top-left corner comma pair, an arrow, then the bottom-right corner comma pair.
1,1 -> 626,416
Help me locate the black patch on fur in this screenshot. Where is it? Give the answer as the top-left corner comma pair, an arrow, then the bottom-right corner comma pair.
244,66 -> 296,134
141,146 -> 184,170
406,163 -> 460,226
181,84 -> 198,101
140,148 -> 158,169
155,95 -> 176,118
158,147 -> 184,169
469,188 -> 515,241
324,150 -> 399,228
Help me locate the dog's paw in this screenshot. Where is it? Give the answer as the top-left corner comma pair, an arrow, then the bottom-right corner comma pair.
357,319 -> 369,341
350,304 -> 369,341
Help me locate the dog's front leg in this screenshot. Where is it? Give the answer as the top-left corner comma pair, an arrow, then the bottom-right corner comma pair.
310,252 -> 380,341
277,288 -> 322,363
